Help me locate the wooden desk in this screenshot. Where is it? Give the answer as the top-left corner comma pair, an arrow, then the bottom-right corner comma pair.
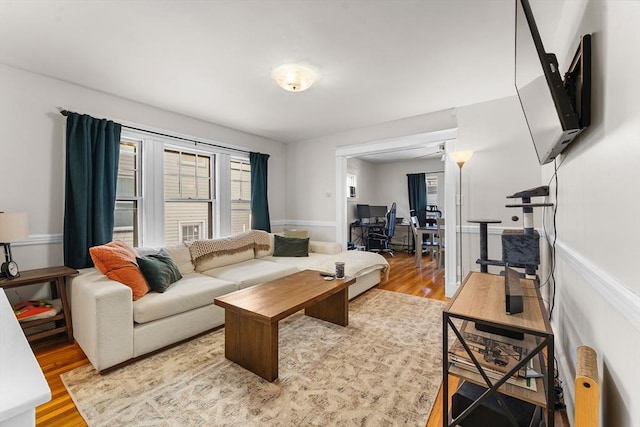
0,266 -> 78,343
349,222 -> 385,251
390,223 -> 412,253
442,272 -> 554,426
414,226 -> 438,267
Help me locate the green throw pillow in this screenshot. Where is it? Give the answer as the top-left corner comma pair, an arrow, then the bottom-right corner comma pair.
273,235 -> 309,257
136,253 -> 183,293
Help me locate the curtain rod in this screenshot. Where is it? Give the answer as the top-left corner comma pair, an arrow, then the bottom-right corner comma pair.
59,109 -> 250,155
406,171 -> 445,175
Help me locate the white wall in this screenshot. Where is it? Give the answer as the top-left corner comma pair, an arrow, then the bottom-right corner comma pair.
532,1 -> 640,425
0,64 -> 287,300
455,95 -> 544,278
286,108 -> 458,242
374,157 -> 444,222
346,157 -> 377,226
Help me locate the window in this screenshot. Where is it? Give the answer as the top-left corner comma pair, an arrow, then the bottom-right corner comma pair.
113,140 -> 140,246
164,148 -> 214,244
426,175 -> 439,206
346,173 -> 357,198
114,129 -> 245,247
178,221 -> 205,242
230,159 -> 251,234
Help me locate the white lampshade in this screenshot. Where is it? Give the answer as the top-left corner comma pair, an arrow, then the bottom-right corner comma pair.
449,150 -> 474,167
272,63 -> 317,92
0,212 -> 29,243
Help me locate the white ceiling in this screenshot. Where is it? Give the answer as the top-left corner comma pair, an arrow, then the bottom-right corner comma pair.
0,0 -> 523,144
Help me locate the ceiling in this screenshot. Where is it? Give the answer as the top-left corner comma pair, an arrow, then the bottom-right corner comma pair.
0,1 -> 526,144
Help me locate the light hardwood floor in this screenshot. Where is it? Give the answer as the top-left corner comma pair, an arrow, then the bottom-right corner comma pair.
32,252 -> 566,426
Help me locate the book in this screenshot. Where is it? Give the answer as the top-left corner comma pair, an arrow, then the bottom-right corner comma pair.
12,299 -> 60,322
449,321 -> 537,378
449,356 -> 538,392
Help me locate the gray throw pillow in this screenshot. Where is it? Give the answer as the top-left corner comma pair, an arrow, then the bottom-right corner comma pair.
272,235 -> 309,257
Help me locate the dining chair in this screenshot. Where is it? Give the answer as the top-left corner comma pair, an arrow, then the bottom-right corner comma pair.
410,215 -> 439,260
436,218 -> 445,269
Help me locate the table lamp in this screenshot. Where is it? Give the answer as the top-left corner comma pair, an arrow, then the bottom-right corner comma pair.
0,212 -> 29,278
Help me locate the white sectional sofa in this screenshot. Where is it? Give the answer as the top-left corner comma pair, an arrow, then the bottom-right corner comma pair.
69,230 -> 389,373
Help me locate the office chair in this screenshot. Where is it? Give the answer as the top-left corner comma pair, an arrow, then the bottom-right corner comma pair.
369,202 -> 396,257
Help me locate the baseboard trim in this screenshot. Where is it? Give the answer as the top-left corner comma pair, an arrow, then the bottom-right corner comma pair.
556,240 -> 640,332
555,344 -> 576,426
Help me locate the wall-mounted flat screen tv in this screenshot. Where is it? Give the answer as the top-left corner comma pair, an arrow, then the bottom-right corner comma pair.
514,0 -> 591,165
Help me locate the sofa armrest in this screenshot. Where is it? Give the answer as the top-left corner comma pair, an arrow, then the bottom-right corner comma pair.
69,268 -> 134,372
310,240 -> 342,255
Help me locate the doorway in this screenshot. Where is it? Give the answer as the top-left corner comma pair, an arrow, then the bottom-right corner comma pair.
334,128 -> 459,297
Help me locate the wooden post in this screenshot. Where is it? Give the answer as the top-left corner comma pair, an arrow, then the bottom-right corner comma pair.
575,345 -> 599,427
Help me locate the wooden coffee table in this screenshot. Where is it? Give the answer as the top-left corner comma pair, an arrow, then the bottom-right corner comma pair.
213,269 -> 356,381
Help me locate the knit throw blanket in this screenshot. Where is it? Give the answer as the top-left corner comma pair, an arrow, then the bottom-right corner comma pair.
187,230 -> 271,265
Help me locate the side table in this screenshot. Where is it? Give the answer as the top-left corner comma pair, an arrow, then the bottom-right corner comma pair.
443,272 -> 554,426
0,266 -> 78,343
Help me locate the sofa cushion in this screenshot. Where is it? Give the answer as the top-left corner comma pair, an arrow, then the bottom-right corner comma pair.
266,251 -> 389,280
136,253 -> 182,293
162,243 -> 195,275
273,235 -> 309,257
132,273 -> 237,324
202,259 -> 298,290
284,229 -> 309,239
259,253 -> 331,270
309,240 -> 342,255
135,247 -> 159,257
135,246 -> 193,276
89,241 -> 150,300
254,232 -> 275,258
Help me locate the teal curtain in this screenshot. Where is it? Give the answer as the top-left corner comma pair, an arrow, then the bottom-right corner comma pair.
64,113 -> 121,268
407,173 -> 427,227
250,152 -> 271,232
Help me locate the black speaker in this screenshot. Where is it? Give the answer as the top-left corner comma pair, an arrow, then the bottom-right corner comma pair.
451,381 -> 542,427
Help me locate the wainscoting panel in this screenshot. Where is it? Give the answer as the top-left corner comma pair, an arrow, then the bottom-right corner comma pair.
12,234 -> 63,247
556,240 -> 640,332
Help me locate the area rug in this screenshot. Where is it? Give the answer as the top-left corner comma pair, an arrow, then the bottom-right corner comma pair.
62,289 -> 446,426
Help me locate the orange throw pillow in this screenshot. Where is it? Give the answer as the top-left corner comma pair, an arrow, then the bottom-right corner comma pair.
89,241 -> 149,300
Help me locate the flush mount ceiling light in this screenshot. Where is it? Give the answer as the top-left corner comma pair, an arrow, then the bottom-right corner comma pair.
271,63 -> 316,92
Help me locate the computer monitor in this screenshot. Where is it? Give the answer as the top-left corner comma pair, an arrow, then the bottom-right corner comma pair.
369,205 -> 388,219
356,204 -> 371,221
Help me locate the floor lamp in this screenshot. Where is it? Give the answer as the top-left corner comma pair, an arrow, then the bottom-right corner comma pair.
449,150 -> 473,284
